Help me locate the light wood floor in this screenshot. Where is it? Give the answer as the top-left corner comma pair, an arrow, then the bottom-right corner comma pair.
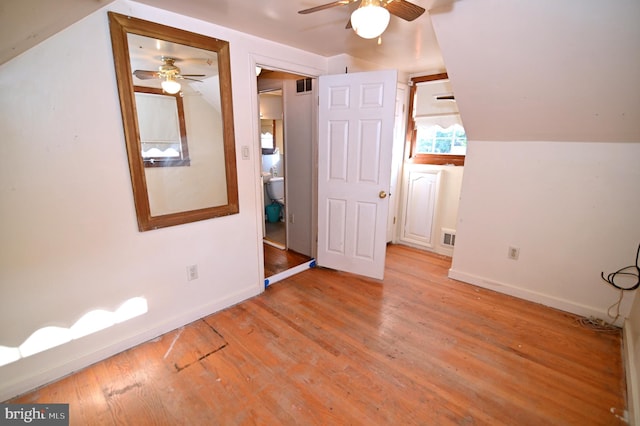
9,245 -> 626,425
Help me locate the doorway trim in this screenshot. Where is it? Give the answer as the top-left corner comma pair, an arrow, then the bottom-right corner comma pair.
249,54 -> 323,288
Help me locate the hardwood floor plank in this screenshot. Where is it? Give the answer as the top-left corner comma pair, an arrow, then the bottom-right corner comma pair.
212,303 -> 379,423
8,244 -> 626,425
68,366 -> 114,425
264,271 -> 520,423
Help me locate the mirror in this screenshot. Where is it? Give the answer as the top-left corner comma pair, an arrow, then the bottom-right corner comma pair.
260,119 -> 276,154
259,90 -> 283,155
108,12 -> 239,231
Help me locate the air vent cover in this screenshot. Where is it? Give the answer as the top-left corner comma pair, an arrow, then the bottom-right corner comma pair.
296,78 -> 312,93
441,228 -> 456,247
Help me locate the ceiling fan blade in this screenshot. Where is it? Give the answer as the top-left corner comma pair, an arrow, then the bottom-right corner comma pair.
133,70 -> 159,80
385,0 -> 425,21
181,74 -> 206,78
298,0 -> 353,14
182,77 -> 204,82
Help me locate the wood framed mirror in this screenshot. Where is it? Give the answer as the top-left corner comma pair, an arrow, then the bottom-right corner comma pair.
108,12 -> 239,231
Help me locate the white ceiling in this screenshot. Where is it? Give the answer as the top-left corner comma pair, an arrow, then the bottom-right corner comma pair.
1,0 -> 452,75
3,0 -> 636,142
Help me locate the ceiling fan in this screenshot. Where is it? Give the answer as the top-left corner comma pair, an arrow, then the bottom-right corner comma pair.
132,57 -> 205,94
299,0 -> 425,39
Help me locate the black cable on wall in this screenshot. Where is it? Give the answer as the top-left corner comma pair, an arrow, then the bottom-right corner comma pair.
601,244 -> 640,291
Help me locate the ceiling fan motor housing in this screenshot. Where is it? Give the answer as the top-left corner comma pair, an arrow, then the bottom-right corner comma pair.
159,57 -> 180,76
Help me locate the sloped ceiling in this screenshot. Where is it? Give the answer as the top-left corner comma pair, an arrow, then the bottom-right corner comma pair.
0,0 -> 450,75
0,0 -> 115,65
2,0 -> 638,143
431,0 -> 640,142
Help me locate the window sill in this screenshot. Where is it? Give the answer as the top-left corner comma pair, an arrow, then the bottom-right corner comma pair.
143,159 -> 191,168
408,154 -> 465,166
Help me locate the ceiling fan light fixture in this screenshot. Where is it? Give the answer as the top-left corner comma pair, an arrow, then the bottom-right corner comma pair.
351,0 -> 390,39
161,75 -> 181,94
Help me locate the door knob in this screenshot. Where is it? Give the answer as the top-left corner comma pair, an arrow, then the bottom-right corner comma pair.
379,190 -> 387,199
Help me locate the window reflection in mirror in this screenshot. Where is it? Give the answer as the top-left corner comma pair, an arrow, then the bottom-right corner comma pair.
108,12 -> 239,230
134,86 -> 190,167
259,90 -> 283,155
260,119 -> 275,151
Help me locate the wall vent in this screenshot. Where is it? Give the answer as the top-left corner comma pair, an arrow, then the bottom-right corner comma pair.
441,228 -> 456,247
296,78 -> 312,93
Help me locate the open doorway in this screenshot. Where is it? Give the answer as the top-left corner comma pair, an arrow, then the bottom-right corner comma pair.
259,89 -> 286,248
257,68 -> 315,279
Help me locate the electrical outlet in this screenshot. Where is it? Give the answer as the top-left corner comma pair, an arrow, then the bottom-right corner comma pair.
507,246 -> 520,260
187,264 -> 199,281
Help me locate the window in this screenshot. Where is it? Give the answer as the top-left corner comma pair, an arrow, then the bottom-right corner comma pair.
134,86 -> 190,167
406,73 -> 467,166
416,123 -> 467,154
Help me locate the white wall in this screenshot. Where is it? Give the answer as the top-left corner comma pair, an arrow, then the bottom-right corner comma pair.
449,141 -> 640,320
429,0 -> 640,320
327,53 -> 381,75
0,0 -> 327,400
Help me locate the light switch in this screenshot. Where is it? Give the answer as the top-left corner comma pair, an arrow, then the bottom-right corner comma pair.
241,145 -> 250,160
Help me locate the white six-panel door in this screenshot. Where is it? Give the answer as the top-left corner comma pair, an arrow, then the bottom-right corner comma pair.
317,70 -> 397,280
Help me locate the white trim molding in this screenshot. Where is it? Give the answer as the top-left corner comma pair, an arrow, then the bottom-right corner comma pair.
448,269 -> 613,321
624,319 -> 640,426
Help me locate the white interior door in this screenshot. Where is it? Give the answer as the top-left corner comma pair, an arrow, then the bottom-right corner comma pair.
317,70 -> 398,280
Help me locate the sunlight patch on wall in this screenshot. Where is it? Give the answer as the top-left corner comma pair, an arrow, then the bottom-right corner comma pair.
0,346 -> 21,367
114,297 -> 148,323
70,310 -> 115,340
0,297 -> 147,367
19,327 -> 72,358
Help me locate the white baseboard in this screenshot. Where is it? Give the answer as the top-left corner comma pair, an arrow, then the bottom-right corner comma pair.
624,320 -> 639,426
0,286 -> 260,402
396,241 -> 454,258
448,269 -> 610,321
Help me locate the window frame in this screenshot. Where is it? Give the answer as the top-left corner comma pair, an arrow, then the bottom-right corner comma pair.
406,73 -> 466,166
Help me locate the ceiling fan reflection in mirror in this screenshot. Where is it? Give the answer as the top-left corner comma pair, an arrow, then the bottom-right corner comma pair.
132,56 -> 205,94
299,0 -> 425,40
